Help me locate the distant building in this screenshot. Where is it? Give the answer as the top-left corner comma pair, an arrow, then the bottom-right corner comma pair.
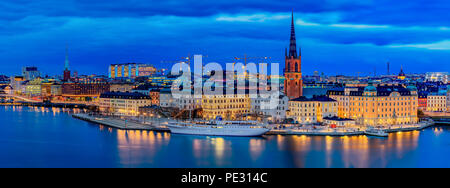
99,92 -> 152,116
109,63 -> 156,79
62,82 -> 110,98
427,92 -> 447,112
159,88 -> 175,108
418,92 -> 428,110
25,78 -> 43,97
251,93 -> 289,122
150,89 -> 160,106
447,86 -> 450,112
10,76 -> 25,94
110,83 -> 135,93
63,46 -> 71,82
0,85 -> 13,95
287,95 -> 338,124
22,67 -> 40,81
426,72 -> 448,83
398,66 -> 406,80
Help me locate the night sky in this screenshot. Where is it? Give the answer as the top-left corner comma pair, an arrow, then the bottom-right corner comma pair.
0,0 -> 449,76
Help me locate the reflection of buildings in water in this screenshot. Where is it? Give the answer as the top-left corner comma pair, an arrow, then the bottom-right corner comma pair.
285,135 -> 312,168
340,136 -> 370,168
433,127 -> 444,137
249,138 -> 265,160
389,131 -> 420,159
276,135 -> 286,149
116,130 -> 171,166
192,137 -> 232,167
280,131 -> 421,168
325,136 -> 333,167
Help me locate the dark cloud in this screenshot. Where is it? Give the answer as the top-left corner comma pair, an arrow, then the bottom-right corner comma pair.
0,0 -> 448,75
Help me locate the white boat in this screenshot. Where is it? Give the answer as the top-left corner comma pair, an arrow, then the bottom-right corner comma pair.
167,120 -> 269,137
365,127 -> 388,137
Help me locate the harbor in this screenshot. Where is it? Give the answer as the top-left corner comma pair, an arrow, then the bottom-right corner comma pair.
72,113 -> 170,132
1,106 -> 449,168
73,113 -> 436,137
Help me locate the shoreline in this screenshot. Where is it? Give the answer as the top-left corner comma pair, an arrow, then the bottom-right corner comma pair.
72,113 -> 437,137
72,113 -> 170,132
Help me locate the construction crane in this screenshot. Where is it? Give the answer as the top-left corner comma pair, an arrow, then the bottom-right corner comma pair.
161,57 -> 191,72
234,54 -> 271,67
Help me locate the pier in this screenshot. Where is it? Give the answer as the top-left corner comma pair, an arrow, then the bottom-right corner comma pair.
72,114 -> 170,132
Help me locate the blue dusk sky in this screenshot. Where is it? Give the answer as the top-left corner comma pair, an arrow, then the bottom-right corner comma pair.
0,0 -> 449,76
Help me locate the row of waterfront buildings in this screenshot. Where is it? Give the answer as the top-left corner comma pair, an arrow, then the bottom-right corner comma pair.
1,12 -> 449,128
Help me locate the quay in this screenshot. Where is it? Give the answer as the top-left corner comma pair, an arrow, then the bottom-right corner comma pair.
266,129 -> 364,136
1,102 -> 96,110
72,114 -> 170,132
267,120 -> 435,136
72,113 -> 435,137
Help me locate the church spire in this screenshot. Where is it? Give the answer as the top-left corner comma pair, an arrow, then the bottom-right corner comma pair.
65,44 -> 70,71
288,10 -> 298,59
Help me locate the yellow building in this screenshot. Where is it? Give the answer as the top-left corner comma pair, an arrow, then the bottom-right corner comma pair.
427,93 -> 447,112
99,92 -> 152,116
287,96 -> 338,124
328,84 -> 418,126
202,93 -> 251,120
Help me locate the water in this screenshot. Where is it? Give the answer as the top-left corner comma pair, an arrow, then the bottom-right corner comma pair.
0,106 -> 449,168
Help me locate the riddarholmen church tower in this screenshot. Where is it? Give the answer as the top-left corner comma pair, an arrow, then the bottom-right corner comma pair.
284,11 -> 303,99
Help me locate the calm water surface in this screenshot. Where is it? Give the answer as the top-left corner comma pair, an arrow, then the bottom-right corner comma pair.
0,106 -> 449,168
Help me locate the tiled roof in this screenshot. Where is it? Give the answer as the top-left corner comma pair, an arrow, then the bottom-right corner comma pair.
291,95 -> 336,102
100,92 -> 151,99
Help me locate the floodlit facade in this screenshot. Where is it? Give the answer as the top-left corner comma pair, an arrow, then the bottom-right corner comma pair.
99,92 -> 152,116
328,84 -> 419,126
426,72 -> 448,83
427,92 -> 447,112
251,93 -> 289,122
202,93 -> 251,120
287,96 -> 338,124
109,63 -> 156,79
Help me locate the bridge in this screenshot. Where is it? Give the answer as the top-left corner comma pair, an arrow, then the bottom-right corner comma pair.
0,94 -> 98,109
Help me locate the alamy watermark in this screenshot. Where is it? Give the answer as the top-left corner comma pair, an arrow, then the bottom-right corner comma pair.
170,55 -> 282,110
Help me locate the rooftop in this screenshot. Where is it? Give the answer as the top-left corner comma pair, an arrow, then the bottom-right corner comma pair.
100,92 -> 151,100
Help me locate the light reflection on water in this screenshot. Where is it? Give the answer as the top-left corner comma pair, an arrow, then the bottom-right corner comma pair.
0,106 -> 449,168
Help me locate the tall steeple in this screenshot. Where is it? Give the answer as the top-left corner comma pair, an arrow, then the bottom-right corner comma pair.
288,10 -> 298,59
65,45 -> 70,71
284,10 -> 303,99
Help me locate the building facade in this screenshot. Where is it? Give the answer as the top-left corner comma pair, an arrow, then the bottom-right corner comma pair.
426,72 -> 448,83
99,92 -> 152,116
22,67 -> 40,81
287,96 -> 338,124
202,93 -> 251,120
109,63 -> 156,79
62,82 -> 110,97
427,92 -> 447,112
251,93 -> 289,122
328,84 -> 419,126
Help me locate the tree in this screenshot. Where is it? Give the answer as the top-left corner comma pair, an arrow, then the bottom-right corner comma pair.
417,109 -> 426,119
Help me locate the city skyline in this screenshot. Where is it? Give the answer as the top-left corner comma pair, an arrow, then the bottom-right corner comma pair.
0,1 -> 449,76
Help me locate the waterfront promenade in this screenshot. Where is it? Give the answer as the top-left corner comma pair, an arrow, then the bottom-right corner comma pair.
72,114 -> 170,132
73,113 -> 435,137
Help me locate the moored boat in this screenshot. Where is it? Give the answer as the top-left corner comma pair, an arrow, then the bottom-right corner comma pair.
365,127 -> 389,137
167,120 -> 269,137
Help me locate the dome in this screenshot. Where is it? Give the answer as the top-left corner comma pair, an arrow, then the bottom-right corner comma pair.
364,84 -> 377,92
407,85 -> 417,91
